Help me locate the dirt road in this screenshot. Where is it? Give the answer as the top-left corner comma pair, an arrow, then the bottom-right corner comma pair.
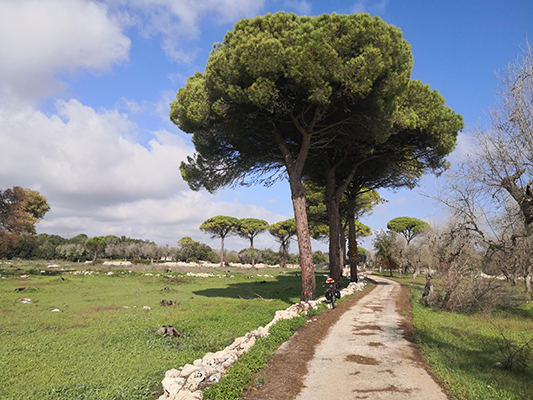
294,275 -> 449,400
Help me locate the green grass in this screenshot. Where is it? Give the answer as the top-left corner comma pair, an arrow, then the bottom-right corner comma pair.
0,261 -> 306,399
385,273 -> 533,400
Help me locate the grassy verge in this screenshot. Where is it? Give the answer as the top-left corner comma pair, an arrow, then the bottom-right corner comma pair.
203,313 -> 309,400
0,260 -> 306,399
384,273 -> 533,400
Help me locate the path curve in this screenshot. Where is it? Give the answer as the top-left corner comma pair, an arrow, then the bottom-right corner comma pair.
294,275 -> 449,400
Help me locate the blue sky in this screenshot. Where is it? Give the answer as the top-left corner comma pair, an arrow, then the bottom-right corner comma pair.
1,0 -> 531,253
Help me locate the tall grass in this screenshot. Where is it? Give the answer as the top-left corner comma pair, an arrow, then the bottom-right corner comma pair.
393,274 -> 533,400
0,261 -> 303,399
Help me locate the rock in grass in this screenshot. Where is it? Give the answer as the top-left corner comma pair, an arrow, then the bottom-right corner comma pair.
155,325 -> 184,338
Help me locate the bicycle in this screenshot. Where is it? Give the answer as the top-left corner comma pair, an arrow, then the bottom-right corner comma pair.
324,277 -> 341,309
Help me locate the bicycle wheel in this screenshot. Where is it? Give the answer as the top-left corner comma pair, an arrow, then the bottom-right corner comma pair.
331,293 -> 336,309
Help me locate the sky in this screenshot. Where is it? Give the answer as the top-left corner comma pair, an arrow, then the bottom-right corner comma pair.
1,0 -> 532,254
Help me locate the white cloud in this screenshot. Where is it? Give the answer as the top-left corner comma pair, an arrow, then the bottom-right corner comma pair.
108,0 -> 266,62
0,0 -> 130,106
284,0 -> 312,15
351,0 -> 387,15
0,96 -> 293,247
351,1 -> 367,13
449,130 -> 476,163
0,99 -> 192,208
38,185 -> 291,247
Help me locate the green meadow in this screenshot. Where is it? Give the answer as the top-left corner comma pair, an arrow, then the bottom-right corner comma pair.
0,261 -> 307,399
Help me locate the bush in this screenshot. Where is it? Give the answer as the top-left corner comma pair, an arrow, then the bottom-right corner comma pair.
425,267 -> 527,312
312,250 -> 328,266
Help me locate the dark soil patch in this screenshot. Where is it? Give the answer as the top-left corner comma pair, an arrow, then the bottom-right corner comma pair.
352,324 -> 383,331
353,385 -> 412,394
345,354 -> 380,365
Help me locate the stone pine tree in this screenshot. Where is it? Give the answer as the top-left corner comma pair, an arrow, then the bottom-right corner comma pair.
387,216 -> 430,246
306,77 -> 462,289
199,215 -> 240,267
85,236 -> 107,265
238,218 -> 269,268
387,216 -> 430,277
268,219 -> 297,268
171,12 -> 461,300
172,13 -> 413,301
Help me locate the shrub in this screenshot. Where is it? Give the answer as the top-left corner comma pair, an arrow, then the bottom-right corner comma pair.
426,266 -> 527,312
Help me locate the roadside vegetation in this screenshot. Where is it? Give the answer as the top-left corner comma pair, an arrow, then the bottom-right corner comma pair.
0,260 -> 317,399
380,272 -> 533,400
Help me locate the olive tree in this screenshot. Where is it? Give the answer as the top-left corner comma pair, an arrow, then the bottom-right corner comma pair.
427,42 -> 533,294
0,187 -> 50,258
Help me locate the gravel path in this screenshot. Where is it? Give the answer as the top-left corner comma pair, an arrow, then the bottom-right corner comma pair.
294,275 -> 450,400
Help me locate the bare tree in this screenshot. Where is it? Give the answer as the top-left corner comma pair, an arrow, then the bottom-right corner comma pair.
422,42 -> 533,297
465,42 -> 533,232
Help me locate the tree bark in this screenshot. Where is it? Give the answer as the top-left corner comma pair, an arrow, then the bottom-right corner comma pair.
290,180 -> 316,301
347,195 -> 359,283
325,166 -> 343,288
525,262 -> 532,295
501,171 -> 533,233
250,237 -> 255,268
322,155 -> 372,288
220,236 -> 225,268
340,228 -> 346,271
272,124 -> 316,301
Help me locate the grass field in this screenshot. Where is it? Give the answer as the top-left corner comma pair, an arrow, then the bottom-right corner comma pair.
0,260 -> 311,399
6,262 -> 530,400
386,273 -> 533,400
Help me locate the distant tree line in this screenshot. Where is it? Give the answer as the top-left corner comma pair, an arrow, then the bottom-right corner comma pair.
5,231 -> 329,266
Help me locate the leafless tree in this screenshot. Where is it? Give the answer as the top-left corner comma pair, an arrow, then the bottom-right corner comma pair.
423,42 -> 533,296
465,42 -> 533,232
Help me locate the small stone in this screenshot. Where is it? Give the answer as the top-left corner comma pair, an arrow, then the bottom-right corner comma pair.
179,364 -> 199,378
165,368 -> 181,379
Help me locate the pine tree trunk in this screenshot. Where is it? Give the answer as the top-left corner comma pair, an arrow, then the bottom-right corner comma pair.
347,196 -> 359,283
325,168 -> 343,289
250,238 -> 255,268
291,185 -> 316,301
220,236 -> 225,268
272,125 -> 315,301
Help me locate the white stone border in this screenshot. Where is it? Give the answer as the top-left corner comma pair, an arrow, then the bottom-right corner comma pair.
158,279 -> 367,400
